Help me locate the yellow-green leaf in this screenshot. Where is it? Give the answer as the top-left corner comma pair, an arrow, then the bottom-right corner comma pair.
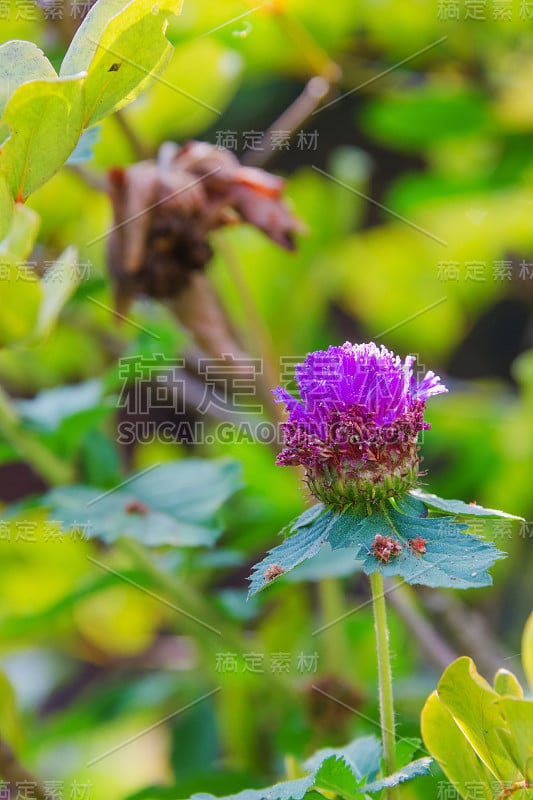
60,0 -> 135,75
123,39 -> 242,146
421,690 -> 494,800
0,75 -> 85,201
494,669 -> 524,699
60,0 -> 183,127
498,697 -> 533,778
0,40 -> 56,117
436,657 -> 518,783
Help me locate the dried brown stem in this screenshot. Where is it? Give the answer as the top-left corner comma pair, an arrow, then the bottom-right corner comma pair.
242,75 -> 332,168
166,271 -> 246,361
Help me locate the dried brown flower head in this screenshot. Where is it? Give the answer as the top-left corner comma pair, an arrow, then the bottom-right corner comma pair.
107,140 -> 304,315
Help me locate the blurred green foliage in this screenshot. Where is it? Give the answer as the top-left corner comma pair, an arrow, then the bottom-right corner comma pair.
0,1 -> 533,799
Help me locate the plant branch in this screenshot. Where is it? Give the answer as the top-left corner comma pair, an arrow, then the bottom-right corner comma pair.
241,75 -> 332,168
114,109 -> 150,160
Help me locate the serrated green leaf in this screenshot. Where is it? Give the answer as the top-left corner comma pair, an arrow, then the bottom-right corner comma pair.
436,657 -> 518,783
347,508 -> 504,589
411,489 -> 523,520
60,0 -> 183,127
192,774 -> 315,800
292,502 -> 325,529
192,738 -> 379,800
285,544 -> 364,583
43,485 -> 202,546
395,737 -> 425,769
392,493 -> 428,517
304,736 -> 382,783
189,736 -> 428,800
0,40 -> 56,117
42,459 -> 242,547
249,501 -> 504,594
247,509 -> 341,596
363,757 -> 432,793
421,690 -> 495,800
313,755 -> 363,798
0,75 -> 85,201
34,246 -> 80,340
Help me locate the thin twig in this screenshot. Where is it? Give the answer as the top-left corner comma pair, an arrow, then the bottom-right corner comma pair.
242,75 -> 332,168
114,109 -> 151,160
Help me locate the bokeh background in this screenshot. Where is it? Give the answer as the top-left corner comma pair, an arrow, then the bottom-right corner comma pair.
0,1 -> 532,798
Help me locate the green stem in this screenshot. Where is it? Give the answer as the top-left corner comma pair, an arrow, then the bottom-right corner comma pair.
0,384 -> 75,485
369,571 -> 399,800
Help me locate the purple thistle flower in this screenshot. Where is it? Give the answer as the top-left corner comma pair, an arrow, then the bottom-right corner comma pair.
274,342 -> 447,510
